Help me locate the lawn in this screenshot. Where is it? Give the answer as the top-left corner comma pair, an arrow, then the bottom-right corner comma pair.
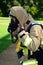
36,20 -> 43,24
0,17 -> 43,53
0,17 -> 12,53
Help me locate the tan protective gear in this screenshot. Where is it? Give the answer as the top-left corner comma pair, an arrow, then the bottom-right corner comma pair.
10,6 -> 43,52
10,6 -> 34,26
40,29 -> 43,49
9,6 -> 35,43
28,25 -> 43,52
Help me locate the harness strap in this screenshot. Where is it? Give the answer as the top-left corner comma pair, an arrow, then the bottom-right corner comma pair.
26,22 -> 43,33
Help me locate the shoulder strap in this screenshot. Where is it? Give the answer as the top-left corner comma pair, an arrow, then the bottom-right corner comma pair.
26,22 -> 43,33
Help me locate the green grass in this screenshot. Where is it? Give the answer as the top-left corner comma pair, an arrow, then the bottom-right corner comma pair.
36,20 -> 43,24
0,17 -> 43,53
0,17 -> 12,53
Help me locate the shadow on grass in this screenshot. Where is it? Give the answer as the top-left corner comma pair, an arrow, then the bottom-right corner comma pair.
0,34 -> 12,53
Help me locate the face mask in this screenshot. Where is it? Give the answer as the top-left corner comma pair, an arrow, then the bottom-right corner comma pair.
10,18 -> 19,32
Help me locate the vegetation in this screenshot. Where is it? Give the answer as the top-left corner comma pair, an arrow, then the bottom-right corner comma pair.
0,17 -> 12,53
0,0 -> 43,20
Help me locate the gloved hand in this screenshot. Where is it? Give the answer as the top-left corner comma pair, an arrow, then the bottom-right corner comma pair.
17,26 -> 32,46
11,33 -> 18,43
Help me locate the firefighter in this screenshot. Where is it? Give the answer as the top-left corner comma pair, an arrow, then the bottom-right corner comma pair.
8,6 -> 43,64
8,6 -> 43,51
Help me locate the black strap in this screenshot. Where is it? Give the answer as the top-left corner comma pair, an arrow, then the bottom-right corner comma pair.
26,23 -> 43,33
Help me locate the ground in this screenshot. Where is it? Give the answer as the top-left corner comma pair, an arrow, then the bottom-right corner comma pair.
0,43 -> 21,65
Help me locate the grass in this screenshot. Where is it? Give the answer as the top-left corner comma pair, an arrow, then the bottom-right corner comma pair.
36,20 -> 43,24
0,17 -> 12,53
0,17 -> 43,53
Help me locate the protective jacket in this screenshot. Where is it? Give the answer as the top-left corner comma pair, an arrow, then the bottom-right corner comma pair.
9,6 -> 43,52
